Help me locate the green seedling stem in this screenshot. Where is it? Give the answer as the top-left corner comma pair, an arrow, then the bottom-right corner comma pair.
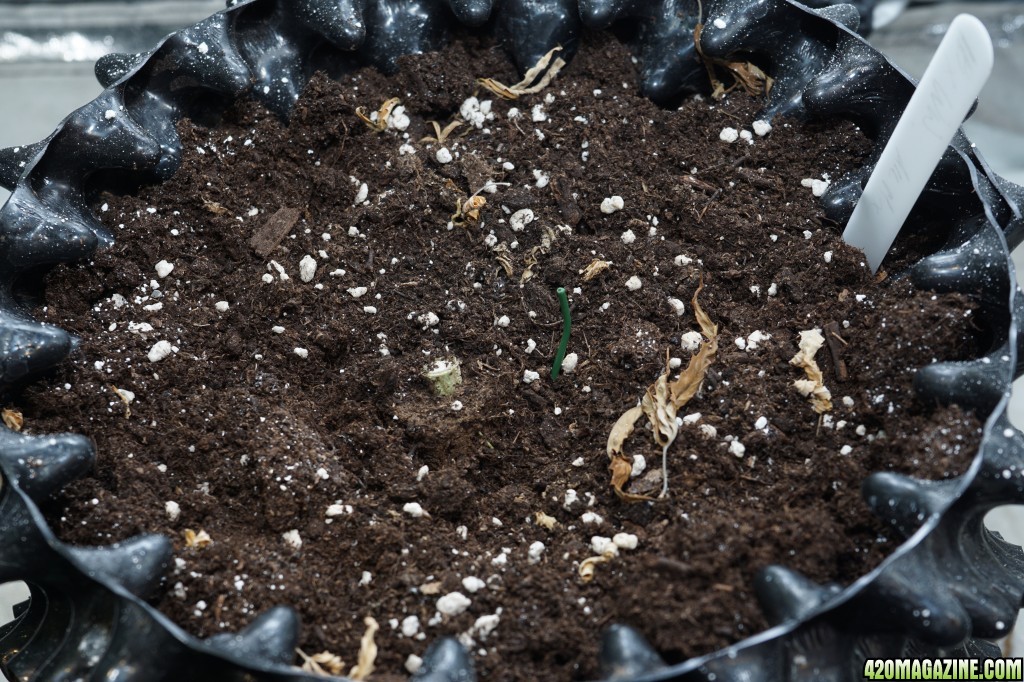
551,287 -> 572,380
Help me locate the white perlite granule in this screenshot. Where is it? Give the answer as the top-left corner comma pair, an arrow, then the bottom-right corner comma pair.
600,195 -> 624,214
510,208 -> 535,232
435,147 -> 453,164
298,254 -> 317,282
591,536 -> 618,556
436,592 -> 471,616
403,502 -> 427,518
752,119 -> 772,136
801,176 -> 831,197
744,330 -> 771,351
523,369 -> 541,384
293,347 -> 309,359
214,301 -> 229,312
405,655 -> 424,674
620,229 -> 636,244
282,529 -> 302,549
155,260 -> 174,278
719,127 -> 739,143
326,503 -> 352,517
528,541 -> 546,564
462,576 -> 486,593
680,331 -> 704,352
667,297 -> 686,316
401,615 -> 421,637
560,352 -> 579,374
165,501 -> 181,521
625,275 -> 642,291
613,532 -> 639,550
147,340 -> 173,363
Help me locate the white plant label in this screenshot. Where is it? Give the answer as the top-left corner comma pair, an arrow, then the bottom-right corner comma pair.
842,14 -> 993,272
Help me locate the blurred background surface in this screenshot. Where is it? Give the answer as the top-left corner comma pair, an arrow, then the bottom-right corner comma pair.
1,0 -> 1024,665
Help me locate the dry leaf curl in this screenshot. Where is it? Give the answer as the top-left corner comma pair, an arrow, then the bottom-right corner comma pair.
694,24 -> 774,100
607,279 -> 719,500
477,46 -> 566,99
2,407 -> 24,431
349,616 -> 379,680
789,329 -> 832,413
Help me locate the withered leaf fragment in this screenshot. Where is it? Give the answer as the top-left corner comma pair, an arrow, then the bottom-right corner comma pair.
477,46 -> 566,99
2,407 -> 23,431
578,551 -> 616,583
790,329 -> 833,413
580,259 -> 612,282
607,279 -> 718,500
355,97 -> 400,133
184,529 -> 213,548
298,649 -> 345,676
348,616 -> 379,680
421,119 -> 463,145
607,405 -> 647,501
521,226 -> 559,283
694,24 -> 774,100
534,511 -> 558,530
202,200 -> 229,215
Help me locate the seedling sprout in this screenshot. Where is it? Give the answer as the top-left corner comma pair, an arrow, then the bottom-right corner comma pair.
550,287 -> 572,379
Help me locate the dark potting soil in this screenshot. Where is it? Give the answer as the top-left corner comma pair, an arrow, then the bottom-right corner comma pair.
16,34 -> 983,681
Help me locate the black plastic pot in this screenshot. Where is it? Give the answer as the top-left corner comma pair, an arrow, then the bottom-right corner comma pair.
2,1 -> 1024,680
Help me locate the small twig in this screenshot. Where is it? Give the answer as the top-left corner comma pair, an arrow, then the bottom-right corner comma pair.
730,153 -> 751,168
697,188 -> 723,222
823,321 -> 849,382
654,557 -> 693,575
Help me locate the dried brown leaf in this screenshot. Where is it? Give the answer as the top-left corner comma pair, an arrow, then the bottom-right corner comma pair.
606,406 -> 654,501
203,200 -> 229,215
694,24 -> 772,100
477,46 -> 566,99
493,242 -> 514,277
356,97 -> 400,132
2,407 -> 23,432
607,279 -> 718,500
298,649 -> 345,676
789,329 -> 832,413
110,385 -> 132,418
607,405 -> 643,461
642,361 -> 679,448
667,280 -> 719,406
580,259 -> 612,282
422,119 -> 463,144
419,581 -> 443,595
534,511 -> 558,530
348,616 -> 379,680
184,529 -> 213,548
475,78 -> 519,100
521,227 -> 559,283
578,552 -> 614,583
